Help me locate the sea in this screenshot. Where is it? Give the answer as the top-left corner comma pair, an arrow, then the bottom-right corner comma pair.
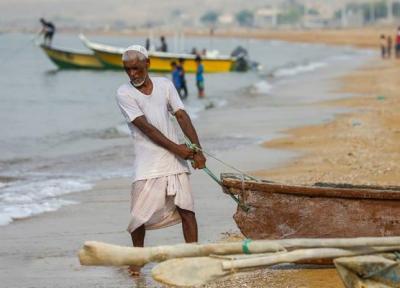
0,32 -> 374,226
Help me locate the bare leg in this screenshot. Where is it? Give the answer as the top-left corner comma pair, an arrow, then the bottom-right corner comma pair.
177,207 -> 198,243
129,224 -> 145,276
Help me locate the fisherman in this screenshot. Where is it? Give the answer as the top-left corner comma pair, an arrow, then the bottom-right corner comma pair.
195,55 -> 205,98
116,45 -> 206,276
177,58 -> 188,99
39,18 -> 56,46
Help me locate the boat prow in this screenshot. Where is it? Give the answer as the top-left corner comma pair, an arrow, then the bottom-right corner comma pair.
39,44 -> 104,69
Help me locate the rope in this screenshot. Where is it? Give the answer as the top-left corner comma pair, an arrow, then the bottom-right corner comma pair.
184,137 -> 251,212
184,136 -> 258,181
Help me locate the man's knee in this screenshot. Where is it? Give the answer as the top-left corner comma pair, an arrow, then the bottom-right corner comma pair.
177,207 -> 196,220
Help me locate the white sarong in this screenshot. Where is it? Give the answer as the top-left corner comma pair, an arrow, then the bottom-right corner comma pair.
127,173 -> 194,233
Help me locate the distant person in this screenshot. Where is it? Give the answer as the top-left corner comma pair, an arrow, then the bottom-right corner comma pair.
387,36 -> 392,58
171,61 -> 182,98
177,58 -> 188,99
39,18 -> 55,46
145,38 -> 150,51
159,36 -> 168,52
396,27 -> 400,58
201,48 -> 207,56
195,56 -> 205,98
191,47 -> 198,55
380,34 -> 386,59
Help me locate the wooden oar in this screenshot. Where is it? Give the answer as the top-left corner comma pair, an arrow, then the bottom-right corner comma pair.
79,237 -> 400,266
152,246 -> 400,287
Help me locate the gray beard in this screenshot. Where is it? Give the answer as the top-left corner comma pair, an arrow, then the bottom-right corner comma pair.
131,76 -> 147,88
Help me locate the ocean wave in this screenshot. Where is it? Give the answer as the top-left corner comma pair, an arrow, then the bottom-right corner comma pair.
0,178 -> 92,226
0,199 -> 77,226
273,62 -> 327,78
250,80 -> 273,95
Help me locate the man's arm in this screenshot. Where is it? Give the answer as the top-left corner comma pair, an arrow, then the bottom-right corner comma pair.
175,109 -> 206,169
132,115 -> 194,160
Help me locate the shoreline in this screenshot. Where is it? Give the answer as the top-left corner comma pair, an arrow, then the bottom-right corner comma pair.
254,58 -> 400,186
3,26 -> 396,49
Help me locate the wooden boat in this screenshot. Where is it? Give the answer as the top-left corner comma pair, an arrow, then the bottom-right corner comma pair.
221,173 -> 400,240
39,44 -> 104,69
79,34 -> 235,73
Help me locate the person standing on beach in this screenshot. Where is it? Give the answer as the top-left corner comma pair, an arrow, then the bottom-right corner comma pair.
116,45 -> 206,275
177,58 -> 188,99
380,34 -> 387,59
195,56 -> 205,98
159,36 -> 168,52
39,18 -> 55,46
396,27 -> 400,58
387,36 -> 393,58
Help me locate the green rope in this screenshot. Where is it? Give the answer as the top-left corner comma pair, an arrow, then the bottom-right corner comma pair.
185,139 -> 250,212
242,238 -> 253,254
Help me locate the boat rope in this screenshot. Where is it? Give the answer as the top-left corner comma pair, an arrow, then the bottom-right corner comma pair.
183,136 -> 258,181
184,137 -> 251,212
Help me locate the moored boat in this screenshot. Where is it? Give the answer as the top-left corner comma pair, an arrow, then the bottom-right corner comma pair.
221,173 -> 400,240
79,34 -> 236,73
39,44 -> 104,69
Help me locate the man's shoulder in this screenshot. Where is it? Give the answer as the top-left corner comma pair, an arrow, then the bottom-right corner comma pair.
117,83 -> 131,96
152,77 -> 172,87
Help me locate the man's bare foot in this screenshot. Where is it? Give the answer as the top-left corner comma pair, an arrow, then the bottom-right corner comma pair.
128,265 -> 141,277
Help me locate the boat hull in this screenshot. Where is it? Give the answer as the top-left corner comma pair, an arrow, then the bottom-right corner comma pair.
91,49 -> 234,72
40,44 -> 103,69
222,174 -> 400,240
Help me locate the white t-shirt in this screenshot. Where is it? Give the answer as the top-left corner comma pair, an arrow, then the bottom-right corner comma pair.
116,77 -> 190,182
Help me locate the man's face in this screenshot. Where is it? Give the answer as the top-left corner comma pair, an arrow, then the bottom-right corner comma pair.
123,57 -> 149,87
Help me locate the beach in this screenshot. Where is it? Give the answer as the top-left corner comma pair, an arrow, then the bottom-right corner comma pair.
1,28 -> 397,288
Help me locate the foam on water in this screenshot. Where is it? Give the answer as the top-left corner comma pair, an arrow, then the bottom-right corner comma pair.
0,178 -> 92,225
251,80 -> 273,95
274,62 -> 327,78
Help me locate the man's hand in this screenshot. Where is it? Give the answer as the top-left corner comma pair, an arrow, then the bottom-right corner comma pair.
192,151 -> 206,169
175,144 -> 195,160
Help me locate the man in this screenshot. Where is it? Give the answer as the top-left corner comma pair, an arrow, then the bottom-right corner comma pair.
195,56 -> 205,98
39,18 -> 55,46
116,45 -> 206,275
177,58 -> 188,99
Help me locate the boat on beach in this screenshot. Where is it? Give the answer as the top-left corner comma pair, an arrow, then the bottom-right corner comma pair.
79,34 -> 236,72
39,44 -> 104,69
221,173 -> 400,240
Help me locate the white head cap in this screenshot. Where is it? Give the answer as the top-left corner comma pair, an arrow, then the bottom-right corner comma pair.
122,45 -> 148,61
